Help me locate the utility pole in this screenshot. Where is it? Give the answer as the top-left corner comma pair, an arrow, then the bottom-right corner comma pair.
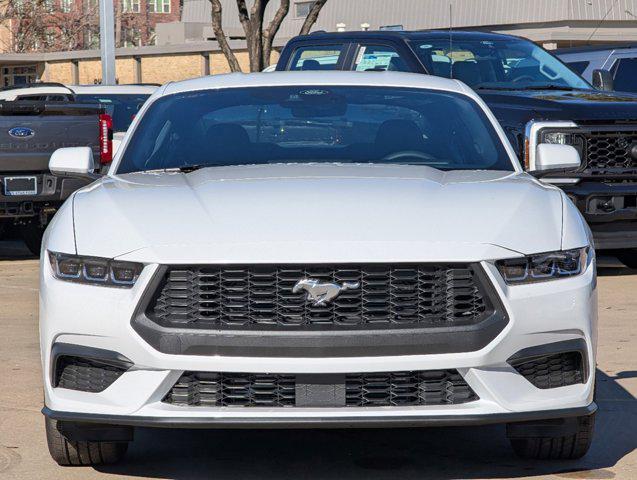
99,0 -> 116,85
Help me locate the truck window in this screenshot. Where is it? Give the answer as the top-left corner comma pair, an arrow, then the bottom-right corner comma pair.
353,45 -> 408,71
288,45 -> 344,71
411,38 -> 591,90
76,94 -> 151,131
565,61 -> 589,75
610,58 -> 637,92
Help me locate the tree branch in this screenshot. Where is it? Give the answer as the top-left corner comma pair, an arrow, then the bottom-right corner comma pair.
262,0 -> 289,66
299,0 -> 328,36
209,0 -> 242,72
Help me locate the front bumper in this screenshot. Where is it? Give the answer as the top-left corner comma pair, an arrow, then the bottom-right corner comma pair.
560,180 -> 637,249
43,403 -> 597,429
40,259 -> 597,426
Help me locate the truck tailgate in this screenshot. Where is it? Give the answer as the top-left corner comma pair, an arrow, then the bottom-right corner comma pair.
0,103 -> 101,173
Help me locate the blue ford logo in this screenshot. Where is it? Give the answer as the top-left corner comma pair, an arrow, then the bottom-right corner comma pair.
8,127 -> 34,138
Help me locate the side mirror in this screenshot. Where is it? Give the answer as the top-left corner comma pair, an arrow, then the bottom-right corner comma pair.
530,144 -> 581,177
49,147 -> 97,179
592,69 -> 614,91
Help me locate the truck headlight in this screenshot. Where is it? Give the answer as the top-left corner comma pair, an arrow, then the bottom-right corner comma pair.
48,251 -> 143,288
496,247 -> 590,285
541,131 -> 573,145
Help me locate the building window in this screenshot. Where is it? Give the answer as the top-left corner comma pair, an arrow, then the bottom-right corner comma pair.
148,0 -> 171,13
2,65 -> 37,87
122,0 -> 140,13
295,1 -> 315,18
122,27 -> 141,47
61,0 -> 73,13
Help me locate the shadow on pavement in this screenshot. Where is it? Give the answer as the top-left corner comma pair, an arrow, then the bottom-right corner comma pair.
97,369 -> 635,480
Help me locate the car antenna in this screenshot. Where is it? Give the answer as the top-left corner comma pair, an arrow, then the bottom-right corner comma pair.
449,2 -> 454,79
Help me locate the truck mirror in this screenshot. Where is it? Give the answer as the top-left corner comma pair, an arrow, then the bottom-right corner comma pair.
592,69 -> 614,91
530,144 -> 581,177
49,147 -> 97,179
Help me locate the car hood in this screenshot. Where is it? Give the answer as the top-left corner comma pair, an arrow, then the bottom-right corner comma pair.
480,88 -> 637,123
73,164 -> 565,263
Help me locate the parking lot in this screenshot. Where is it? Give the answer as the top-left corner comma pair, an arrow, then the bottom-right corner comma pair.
0,238 -> 633,480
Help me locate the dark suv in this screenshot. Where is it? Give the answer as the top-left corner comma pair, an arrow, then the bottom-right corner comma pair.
277,30 -> 637,268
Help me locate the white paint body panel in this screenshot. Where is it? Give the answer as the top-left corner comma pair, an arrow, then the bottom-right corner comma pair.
40,72 -> 596,423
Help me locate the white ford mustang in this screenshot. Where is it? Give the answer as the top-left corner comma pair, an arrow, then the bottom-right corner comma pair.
40,72 -> 597,466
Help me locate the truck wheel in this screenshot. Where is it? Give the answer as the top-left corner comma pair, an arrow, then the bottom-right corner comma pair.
616,250 -> 637,270
18,223 -> 45,256
509,412 -> 595,460
45,417 -> 128,466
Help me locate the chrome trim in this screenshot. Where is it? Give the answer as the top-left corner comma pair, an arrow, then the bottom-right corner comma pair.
524,120 -> 578,171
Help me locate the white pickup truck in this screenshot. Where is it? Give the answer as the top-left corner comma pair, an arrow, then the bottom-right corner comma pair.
40,72 -> 596,466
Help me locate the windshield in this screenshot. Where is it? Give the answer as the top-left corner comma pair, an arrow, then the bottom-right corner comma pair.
411,38 -> 592,91
116,86 -> 513,174
76,93 -> 150,131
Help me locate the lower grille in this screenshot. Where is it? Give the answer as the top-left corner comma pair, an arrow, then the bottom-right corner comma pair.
54,356 -> 128,393
163,370 -> 478,407
510,352 -> 584,389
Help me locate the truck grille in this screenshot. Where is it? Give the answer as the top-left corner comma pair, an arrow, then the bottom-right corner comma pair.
581,130 -> 637,173
146,264 -> 492,329
163,370 -> 478,407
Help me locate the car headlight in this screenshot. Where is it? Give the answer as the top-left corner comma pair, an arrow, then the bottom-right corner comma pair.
496,247 -> 590,285
48,251 -> 143,288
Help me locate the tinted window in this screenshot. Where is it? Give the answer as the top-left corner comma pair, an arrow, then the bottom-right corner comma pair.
117,86 -> 513,174
354,45 -> 408,71
566,61 -> 590,75
76,93 -> 150,131
411,38 -> 591,90
288,45 -> 344,71
611,58 -> 637,92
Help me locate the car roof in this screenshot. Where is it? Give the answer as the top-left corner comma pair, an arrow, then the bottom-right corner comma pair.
160,71 -> 470,97
68,84 -> 159,95
0,86 -> 73,100
554,43 -> 637,55
290,29 -> 523,43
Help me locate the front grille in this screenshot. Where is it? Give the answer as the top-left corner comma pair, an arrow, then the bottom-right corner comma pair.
54,356 -> 128,393
509,351 -> 584,389
580,130 -> 637,173
147,264 -> 492,329
163,370 -> 478,407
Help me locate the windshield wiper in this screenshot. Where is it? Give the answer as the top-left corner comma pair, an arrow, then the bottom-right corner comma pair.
177,164 -> 205,173
518,85 -> 577,91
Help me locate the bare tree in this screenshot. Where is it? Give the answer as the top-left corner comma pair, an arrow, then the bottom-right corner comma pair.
209,0 -> 328,72
0,0 -> 99,53
299,0 -> 327,35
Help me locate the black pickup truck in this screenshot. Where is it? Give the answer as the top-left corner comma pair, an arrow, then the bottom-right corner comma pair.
277,30 -> 637,268
0,96 -> 111,254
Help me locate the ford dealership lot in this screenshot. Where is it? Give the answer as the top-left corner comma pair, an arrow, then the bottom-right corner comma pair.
0,241 -> 634,479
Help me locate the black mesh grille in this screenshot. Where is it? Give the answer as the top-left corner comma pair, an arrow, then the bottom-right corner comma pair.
580,131 -> 637,173
147,264 -> 491,329
510,352 -> 584,389
54,356 -> 128,393
163,370 -> 478,407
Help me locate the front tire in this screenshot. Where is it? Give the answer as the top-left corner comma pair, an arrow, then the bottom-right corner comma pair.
509,412 -> 595,460
616,249 -> 637,270
45,417 -> 128,466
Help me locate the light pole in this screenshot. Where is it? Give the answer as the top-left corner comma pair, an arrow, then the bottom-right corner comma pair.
99,0 -> 116,85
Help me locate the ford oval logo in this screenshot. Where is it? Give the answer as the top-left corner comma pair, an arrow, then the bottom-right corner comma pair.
8,127 -> 34,138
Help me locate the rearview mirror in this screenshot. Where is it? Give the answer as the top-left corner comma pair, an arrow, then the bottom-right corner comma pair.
530,144 -> 581,176
592,69 -> 614,91
49,147 -> 97,179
